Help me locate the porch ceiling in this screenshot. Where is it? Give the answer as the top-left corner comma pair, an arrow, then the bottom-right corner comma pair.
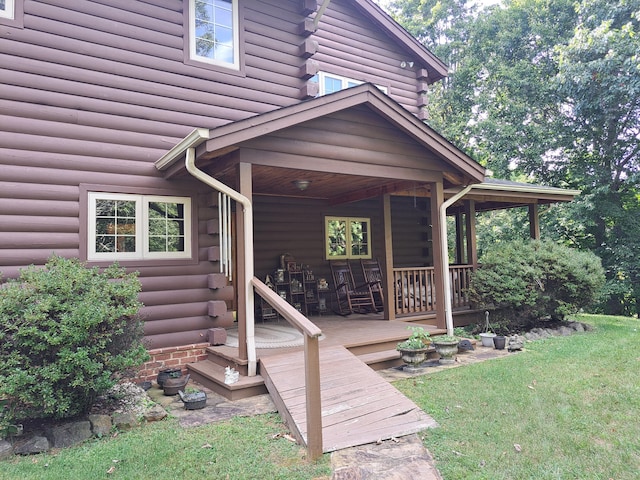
211,164 -> 430,205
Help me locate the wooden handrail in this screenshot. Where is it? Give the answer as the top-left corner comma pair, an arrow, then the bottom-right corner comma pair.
251,277 -> 322,338
251,276 -> 323,460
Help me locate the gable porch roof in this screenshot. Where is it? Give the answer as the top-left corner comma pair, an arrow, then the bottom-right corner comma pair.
156,83 -> 486,191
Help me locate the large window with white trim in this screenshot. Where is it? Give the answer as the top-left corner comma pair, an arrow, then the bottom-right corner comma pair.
88,193 -> 192,261
325,216 -> 372,260
0,0 -> 15,19
312,72 -> 389,96
189,0 -> 240,69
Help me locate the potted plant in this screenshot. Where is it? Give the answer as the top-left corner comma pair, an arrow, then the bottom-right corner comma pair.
479,311 -> 497,347
396,327 -> 431,372
431,335 -> 460,364
178,387 -> 207,410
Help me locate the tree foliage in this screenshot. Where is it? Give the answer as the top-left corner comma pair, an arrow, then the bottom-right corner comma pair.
389,0 -> 640,315
468,240 -> 606,331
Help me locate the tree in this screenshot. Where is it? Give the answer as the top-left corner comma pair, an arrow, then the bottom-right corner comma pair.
389,0 -> 640,315
554,0 -> 640,315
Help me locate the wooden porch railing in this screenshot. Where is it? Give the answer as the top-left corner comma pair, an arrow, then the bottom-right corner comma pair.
393,265 -> 473,315
251,277 -> 323,460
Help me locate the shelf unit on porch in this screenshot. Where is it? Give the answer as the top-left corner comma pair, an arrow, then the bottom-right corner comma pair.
258,262 -> 325,320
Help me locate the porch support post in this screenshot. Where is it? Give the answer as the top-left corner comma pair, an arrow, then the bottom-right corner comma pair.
455,212 -> 464,264
429,182 -> 446,330
382,194 -> 395,320
529,204 -> 540,239
465,200 -> 478,269
236,162 -> 252,361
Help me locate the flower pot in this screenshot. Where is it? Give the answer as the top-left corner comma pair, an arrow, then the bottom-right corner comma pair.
398,347 -> 429,373
178,390 -> 207,410
163,373 -> 190,396
480,332 -> 496,347
432,340 -> 459,364
493,335 -> 506,350
157,368 -> 182,387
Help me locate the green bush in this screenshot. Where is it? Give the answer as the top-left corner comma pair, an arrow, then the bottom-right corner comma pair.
0,255 -> 148,425
468,240 -> 605,331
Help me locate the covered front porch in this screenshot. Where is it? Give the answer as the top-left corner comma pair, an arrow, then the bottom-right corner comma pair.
154,84 -> 578,458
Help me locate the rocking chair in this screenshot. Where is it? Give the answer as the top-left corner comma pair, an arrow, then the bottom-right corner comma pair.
330,260 -> 377,315
360,258 -> 385,311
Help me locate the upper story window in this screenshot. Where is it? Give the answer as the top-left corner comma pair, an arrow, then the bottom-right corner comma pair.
0,0 -> 15,20
88,192 -> 192,261
189,0 -> 240,69
312,72 -> 389,96
325,216 -> 372,260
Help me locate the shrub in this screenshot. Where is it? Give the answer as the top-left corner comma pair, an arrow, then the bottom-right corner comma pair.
468,240 -> 605,331
0,255 -> 148,425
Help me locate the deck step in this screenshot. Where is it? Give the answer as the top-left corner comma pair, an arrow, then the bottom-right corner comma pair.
187,360 -> 267,401
356,349 -> 403,371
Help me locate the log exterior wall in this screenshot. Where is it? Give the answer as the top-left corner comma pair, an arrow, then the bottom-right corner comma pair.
253,195 -> 431,283
0,0 -> 437,349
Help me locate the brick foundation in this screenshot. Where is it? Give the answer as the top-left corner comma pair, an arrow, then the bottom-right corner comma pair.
137,343 -> 210,383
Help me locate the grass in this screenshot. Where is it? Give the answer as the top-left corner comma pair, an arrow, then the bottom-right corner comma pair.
2,413 -> 331,479
3,314 -> 639,479
395,314 -> 640,480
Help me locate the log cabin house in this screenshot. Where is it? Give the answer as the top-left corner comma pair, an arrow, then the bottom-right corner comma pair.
1,0 -> 578,455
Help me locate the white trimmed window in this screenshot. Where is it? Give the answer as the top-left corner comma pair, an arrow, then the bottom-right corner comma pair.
88,193 -> 192,261
0,0 -> 14,19
325,216 -> 372,260
189,0 -> 239,69
313,72 -> 389,96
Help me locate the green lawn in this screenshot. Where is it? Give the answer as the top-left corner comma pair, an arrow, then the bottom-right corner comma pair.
395,314 -> 640,480
3,314 -> 639,479
1,413 -> 331,479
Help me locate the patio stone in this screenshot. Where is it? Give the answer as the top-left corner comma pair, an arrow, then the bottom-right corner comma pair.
331,434 -> 442,480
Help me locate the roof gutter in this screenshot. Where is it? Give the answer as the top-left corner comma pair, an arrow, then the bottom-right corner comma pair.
156,129 -> 257,377
446,182 -> 581,196
439,185 -> 473,336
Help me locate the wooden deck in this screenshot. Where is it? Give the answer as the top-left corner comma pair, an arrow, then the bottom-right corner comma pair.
260,344 -> 438,453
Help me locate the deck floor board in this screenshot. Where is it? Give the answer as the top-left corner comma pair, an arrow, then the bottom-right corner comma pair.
260,344 -> 437,453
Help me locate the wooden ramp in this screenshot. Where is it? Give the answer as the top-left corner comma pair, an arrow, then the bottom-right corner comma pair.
260,345 -> 437,453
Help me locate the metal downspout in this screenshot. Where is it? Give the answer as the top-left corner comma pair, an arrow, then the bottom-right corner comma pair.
439,185 -> 473,336
184,148 -> 257,377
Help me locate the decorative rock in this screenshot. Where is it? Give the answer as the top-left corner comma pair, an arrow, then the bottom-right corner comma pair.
88,414 -> 113,438
508,335 -> 525,351
46,420 -> 92,448
111,412 -> 139,430
0,439 -> 13,460
559,326 -> 574,336
13,435 -> 50,455
143,404 -> 168,422
569,322 -> 585,332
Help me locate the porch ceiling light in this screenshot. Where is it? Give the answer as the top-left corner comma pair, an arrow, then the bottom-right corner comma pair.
292,179 -> 311,191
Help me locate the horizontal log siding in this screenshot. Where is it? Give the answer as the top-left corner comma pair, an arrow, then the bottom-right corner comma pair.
0,0 -> 433,350
253,196 -> 383,285
391,196 -> 433,268
312,0 -> 424,113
